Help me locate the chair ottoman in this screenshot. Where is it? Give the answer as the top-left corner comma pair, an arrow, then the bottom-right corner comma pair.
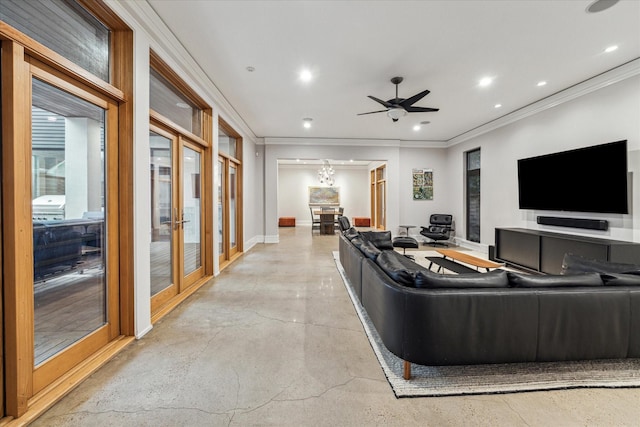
392,236 -> 419,259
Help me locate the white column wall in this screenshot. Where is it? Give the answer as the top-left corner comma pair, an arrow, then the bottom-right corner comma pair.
64,118 -> 101,218
131,32 -> 152,338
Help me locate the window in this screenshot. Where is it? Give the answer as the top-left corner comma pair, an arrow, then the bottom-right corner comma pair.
466,148 -> 481,243
0,0 -> 111,81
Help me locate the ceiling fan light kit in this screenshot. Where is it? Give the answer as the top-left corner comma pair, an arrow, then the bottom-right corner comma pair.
358,76 -> 439,122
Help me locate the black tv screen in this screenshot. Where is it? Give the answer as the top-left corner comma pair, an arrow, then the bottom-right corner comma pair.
518,140 -> 628,214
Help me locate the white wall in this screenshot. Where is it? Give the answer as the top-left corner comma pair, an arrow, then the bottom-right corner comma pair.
277,164 -> 369,225
398,147 -> 449,238
445,74 -> 640,248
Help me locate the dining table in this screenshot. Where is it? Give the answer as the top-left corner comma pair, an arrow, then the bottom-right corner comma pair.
313,208 -> 341,234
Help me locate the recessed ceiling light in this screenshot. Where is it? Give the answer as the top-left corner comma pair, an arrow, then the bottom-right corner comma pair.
300,69 -> 312,82
604,45 -> 619,53
296,159 -> 300,162
479,77 -> 493,87
176,102 -> 191,109
246,66 -> 255,72
47,116 -> 58,122
349,159 -> 354,163
586,0 -> 619,13
494,103 -> 502,108
413,125 -> 421,131
302,117 -> 313,128
537,81 -> 547,87
420,121 -> 431,125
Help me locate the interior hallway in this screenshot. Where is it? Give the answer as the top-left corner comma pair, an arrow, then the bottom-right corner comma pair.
33,227 -> 640,426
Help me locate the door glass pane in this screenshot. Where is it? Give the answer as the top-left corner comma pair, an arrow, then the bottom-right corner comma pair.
1,0 -> 110,81
218,159 -> 225,257
219,128 -> 236,158
229,164 -> 237,248
32,78 -> 106,366
149,68 -> 202,136
150,131 -> 173,296
183,147 -> 201,274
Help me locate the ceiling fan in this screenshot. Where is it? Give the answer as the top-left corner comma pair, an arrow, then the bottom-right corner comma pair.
358,76 -> 439,122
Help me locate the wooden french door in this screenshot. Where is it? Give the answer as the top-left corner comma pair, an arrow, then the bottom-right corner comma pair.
150,123 -> 205,315
1,52 -> 121,406
218,155 -> 241,268
371,164 -> 386,229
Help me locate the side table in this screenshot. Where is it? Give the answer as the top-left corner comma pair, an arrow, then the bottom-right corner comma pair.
399,225 -> 416,236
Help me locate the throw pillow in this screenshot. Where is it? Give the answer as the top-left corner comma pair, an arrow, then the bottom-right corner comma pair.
600,273 -> 640,286
359,240 -> 382,260
414,269 -> 509,289
508,272 -> 603,287
361,230 -> 394,250
560,253 -> 640,275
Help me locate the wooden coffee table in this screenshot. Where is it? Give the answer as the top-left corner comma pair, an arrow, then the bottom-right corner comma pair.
426,249 -> 503,274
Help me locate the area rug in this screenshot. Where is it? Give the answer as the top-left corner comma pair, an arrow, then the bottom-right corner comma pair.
333,251 -> 640,398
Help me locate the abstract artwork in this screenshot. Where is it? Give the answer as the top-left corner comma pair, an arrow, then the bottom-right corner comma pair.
309,186 -> 340,205
412,169 -> 433,200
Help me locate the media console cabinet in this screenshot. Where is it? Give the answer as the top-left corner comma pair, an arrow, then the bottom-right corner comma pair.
495,227 -> 640,274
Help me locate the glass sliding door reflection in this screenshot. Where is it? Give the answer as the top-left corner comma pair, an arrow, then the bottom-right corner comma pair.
229,163 -> 237,251
218,158 -> 225,262
183,147 -> 202,275
32,78 -> 106,366
150,131 -> 173,296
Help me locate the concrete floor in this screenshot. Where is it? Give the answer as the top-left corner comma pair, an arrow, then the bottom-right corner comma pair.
33,227 -> 640,426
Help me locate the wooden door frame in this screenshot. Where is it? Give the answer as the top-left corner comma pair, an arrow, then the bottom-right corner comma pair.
218,117 -> 243,269
149,124 -> 179,314
1,0 -> 134,419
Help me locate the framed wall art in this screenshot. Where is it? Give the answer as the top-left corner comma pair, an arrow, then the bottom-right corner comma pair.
309,186 -> 340,205
412,169 -> 433,200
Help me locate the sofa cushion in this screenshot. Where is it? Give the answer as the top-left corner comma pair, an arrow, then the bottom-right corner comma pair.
375,250 -> 415,286
350,237 -> 365,250
359,240 -> 382,260
508,272 -> 603,287
601,273 -> 640,286
414,269 -> 509,289
344,227 -> 360,240
560,253 -> 640,275
361,230 -> 394,250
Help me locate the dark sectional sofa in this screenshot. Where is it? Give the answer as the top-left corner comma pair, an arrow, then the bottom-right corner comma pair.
338,228 -> 640,379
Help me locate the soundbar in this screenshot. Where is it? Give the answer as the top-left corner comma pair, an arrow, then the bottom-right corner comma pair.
537,216 -> 608,231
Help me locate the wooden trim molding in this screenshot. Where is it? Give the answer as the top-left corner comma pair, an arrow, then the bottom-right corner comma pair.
2,40 -> 34,418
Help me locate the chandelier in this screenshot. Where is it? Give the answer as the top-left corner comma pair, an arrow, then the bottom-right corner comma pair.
318,160 -> 335,186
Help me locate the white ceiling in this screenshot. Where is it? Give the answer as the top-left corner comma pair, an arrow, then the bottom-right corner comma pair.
147,0 -> 640,143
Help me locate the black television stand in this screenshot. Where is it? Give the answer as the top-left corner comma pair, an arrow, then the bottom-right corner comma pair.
494,228 -> 640,275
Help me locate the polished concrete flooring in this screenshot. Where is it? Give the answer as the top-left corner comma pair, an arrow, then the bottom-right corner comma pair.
33,227 -> 640,426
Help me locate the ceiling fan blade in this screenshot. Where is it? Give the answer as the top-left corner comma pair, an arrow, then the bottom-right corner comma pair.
368,95 -> 394,108
400,89 -> 431,107
404,106 -> 440,113
357,109 -> 388,115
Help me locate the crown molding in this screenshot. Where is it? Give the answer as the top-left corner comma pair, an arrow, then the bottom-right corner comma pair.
263,137 -> 447,148
447,58 -> 640,147
104,0 -> 258,143
264,137 -> 401,147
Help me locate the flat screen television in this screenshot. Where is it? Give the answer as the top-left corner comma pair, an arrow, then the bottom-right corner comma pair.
517,140 -> 628,214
